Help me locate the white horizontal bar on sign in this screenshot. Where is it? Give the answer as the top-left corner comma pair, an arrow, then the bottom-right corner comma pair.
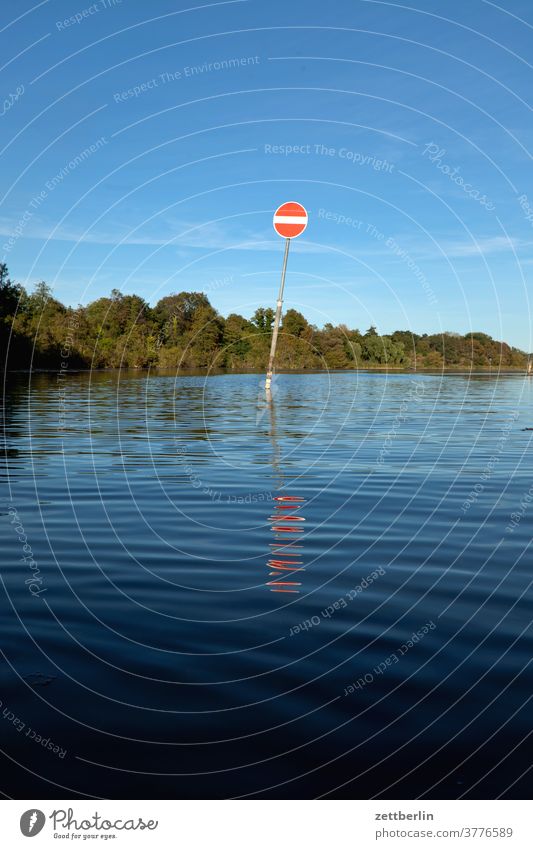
273,215 -> 307,223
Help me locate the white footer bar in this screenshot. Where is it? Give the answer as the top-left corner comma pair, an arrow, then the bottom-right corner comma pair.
2,799 -> 531,848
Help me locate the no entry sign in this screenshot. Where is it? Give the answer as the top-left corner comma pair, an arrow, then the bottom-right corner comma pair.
265,201 -> 307,391
273,201 -> 308,238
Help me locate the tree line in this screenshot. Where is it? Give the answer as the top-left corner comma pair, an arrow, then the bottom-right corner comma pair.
0,264 -> 528,371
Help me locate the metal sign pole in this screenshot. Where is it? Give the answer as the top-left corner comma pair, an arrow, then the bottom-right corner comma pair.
265,236 -> 291,392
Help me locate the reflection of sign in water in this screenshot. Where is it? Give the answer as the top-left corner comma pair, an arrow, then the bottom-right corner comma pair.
267,496 -> 306,593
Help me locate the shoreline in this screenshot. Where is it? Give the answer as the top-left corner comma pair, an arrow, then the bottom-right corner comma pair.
6,367 -> 531,376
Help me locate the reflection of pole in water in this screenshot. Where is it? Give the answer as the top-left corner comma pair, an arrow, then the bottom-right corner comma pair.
265,390 -> 306,593
265,385 -> 282,480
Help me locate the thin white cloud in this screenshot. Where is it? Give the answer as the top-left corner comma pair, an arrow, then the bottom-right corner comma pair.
0,215 -> 329,254
2,212 -> 529,263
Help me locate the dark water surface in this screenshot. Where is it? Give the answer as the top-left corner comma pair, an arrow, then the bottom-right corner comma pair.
2,370 -> 533,799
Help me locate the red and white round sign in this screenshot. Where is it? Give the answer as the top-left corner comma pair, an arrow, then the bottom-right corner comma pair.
273,201 -> 308,238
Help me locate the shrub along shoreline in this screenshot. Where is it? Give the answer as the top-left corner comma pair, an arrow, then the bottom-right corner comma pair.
1,264 -> 528,372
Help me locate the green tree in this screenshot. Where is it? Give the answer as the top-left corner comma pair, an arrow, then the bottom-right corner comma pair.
154,292 -> 211,344
251,307 -> 275,333
0,264 -> 27,366
185,304 -> 224,368
222,313 -> 253,365
282,309 -> 309,338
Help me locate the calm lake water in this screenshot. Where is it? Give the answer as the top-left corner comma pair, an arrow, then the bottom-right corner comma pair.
2,370 -> 533,799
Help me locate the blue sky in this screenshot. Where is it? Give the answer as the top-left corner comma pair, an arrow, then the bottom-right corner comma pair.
1,0 -> 533,348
